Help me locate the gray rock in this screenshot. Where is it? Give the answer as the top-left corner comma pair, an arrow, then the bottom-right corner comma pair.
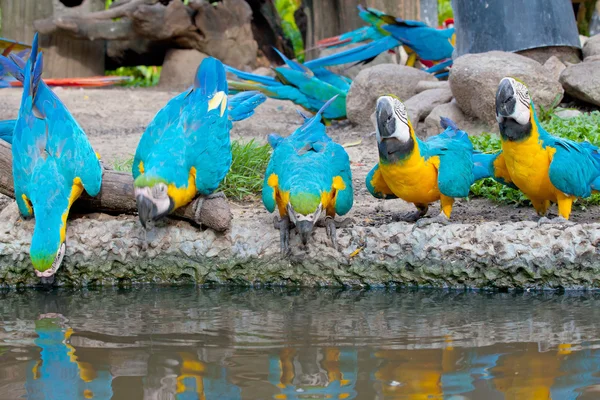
585,54 -> 600,63
517,46 -> 581,65
554,109 -> 583,119
252,67 -> 275,77
158,49 -> 209,91
316,43 -> 399,80
450,51 -> 564,126
422,101 -> 489,138
404,88 -> 453,126
347,64 -> 437,126
543,56 -> 566,82
560,61 -> 600,106
583,34 -> 600,59
1,201 -> 599,289
415,80 -> 450,93
580,35 -> 589,48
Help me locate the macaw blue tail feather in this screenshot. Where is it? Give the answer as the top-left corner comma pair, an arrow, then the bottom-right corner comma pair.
225,65 -> 280,86
472,152 -> 498,182
424,59 -> 453,74
305,36 -> 400,69
439,116 -> 458,131
0,119 -> 16,144
300,95 -> 338,133
228,91 -> 267,122
195,57 -> 227,96
0,52 -> 24,82
22,33 -> 43,116
267,133 -> 284,149
272,47 -> 308,74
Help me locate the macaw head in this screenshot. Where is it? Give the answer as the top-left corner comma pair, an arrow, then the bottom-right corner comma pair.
443,18 -> 454,29
29,182 -> 70,285
375,95 -> 415,163
288,191 -> 323,246
495,77 -> 533,141
134,175 -> 175,229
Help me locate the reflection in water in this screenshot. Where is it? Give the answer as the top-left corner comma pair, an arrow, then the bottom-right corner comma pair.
2,288 -> 600,399
25,313 -> 113,400
268,347 -> 357,399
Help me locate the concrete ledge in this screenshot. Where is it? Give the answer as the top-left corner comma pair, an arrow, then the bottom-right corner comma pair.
1,203 -> 599,289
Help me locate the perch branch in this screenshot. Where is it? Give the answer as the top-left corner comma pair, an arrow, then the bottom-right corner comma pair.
0,140 -> 231,232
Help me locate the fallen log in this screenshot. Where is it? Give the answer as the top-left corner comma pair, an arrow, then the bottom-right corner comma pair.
0,139 -> 232,232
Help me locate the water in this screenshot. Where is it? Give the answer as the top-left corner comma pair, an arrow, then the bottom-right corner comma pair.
1,288 -> 600,399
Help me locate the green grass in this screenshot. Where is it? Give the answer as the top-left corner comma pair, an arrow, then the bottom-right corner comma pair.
470,111 -> 600,207
105,66 -> 161,87
112,139 -> 271,201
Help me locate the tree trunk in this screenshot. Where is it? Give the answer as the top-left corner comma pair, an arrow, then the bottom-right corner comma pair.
0,140 -> 231,232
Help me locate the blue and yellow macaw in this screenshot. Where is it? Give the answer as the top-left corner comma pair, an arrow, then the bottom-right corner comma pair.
226,49 -> 348,120
0,119 -> 16,144
133,57 -> 265,228
494,77 -> 600,223
365,96 -> 480,226
309,5 -> 455,77
263,96 -> 353,253
0,33 -> 102,283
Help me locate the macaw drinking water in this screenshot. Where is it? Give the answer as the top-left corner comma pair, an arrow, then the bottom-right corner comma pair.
0,33 -> 103,283
132,57 -> 265,228
494,77 -> 600,222
262,96 -> 353,254
366,95 -> 491,226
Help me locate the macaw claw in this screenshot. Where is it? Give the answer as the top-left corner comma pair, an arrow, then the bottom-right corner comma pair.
324,216 -> 338,250
278,216 -> 291,256
413,213 -> 450,230
395,208 -> 428,223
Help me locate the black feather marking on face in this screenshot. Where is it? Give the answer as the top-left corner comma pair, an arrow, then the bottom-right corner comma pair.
378,137 -> 415,163
499,118 -> 532,142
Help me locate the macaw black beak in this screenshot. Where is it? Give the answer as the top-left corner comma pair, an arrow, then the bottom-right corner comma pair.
496,79 -> 516,118
136,194 -> 156,229
376,98 -> 395,139
296,220 -> 313,246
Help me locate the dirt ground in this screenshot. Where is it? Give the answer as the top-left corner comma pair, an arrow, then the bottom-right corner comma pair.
2,86 -> 600,226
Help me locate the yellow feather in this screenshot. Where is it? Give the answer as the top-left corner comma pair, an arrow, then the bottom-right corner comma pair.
60,177 -> 84,243
167,167 -> 197,210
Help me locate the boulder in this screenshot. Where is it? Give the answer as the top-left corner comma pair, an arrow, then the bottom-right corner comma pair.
252,67 -> 275,77
583,34 -> 600,59
450,51 -> 564,126
404,88 -> 453,126
517,46 -> 581,65
559,61 -> 600,107
585,55 -> 600,63
422,101 -> 489,138
158,48 -> 209,91
415,80 -> 450,93
554,109 -> 582,119
543,56 -> 566,82
347,64 -> 437,126
316,43 -> 399,80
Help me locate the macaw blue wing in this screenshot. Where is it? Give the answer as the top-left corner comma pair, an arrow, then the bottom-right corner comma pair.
305,36 -> 400,69
366,164 -> 398,199
422,117 -> 475,198
225,65 -> 281,86
311,68 -> 352,91
383,25 -> 455,61
547,137 -> 600,198
0,119 -> 16,144
472,151 -> 518,189
228,91 -> 267,122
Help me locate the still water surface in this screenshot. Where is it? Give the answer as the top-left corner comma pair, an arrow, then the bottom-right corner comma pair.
1,287 -> 600,399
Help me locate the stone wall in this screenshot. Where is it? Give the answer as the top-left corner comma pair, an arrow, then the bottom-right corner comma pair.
1,202 -> 599,289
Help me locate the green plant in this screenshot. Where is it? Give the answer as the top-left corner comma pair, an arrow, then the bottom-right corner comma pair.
105,66 -> 161,87
219,139 -> 272,200
537,94 -> 562,122
438,0 -> 453,26
110,139 -> 271,201
469,111 -> 600,207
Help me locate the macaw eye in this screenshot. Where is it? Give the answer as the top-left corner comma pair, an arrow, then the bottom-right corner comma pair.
152,184 -> 167,199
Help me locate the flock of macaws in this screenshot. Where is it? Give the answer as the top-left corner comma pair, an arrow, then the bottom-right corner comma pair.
226,5 -> 455,120
1,9 -> 600,283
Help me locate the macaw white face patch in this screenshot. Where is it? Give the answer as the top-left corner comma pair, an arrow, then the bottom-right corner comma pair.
287,203 -> 323,226
376,96 -> 411,143
135,183 -> 171,216
35,242 -> 65,278
507,78 -> 531,125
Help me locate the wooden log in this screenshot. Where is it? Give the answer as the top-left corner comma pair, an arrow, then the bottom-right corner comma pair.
0,140 -> 231,232
35,18 -> 134,41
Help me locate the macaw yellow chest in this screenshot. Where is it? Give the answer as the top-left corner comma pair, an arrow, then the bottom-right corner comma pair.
379,153 -> 441,205
502,136 -> 558,202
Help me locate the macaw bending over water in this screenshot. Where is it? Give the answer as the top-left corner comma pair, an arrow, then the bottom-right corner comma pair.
263,97 -> 353,254
494,77 -> 600,223
366,96 -> 487,227
133,57 -> 265,228
0,33 -> 102,283
226,49 -> 348,120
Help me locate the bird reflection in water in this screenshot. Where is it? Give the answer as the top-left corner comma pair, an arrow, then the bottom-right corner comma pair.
25,313 -> 113,400
268,347 -> 358,399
